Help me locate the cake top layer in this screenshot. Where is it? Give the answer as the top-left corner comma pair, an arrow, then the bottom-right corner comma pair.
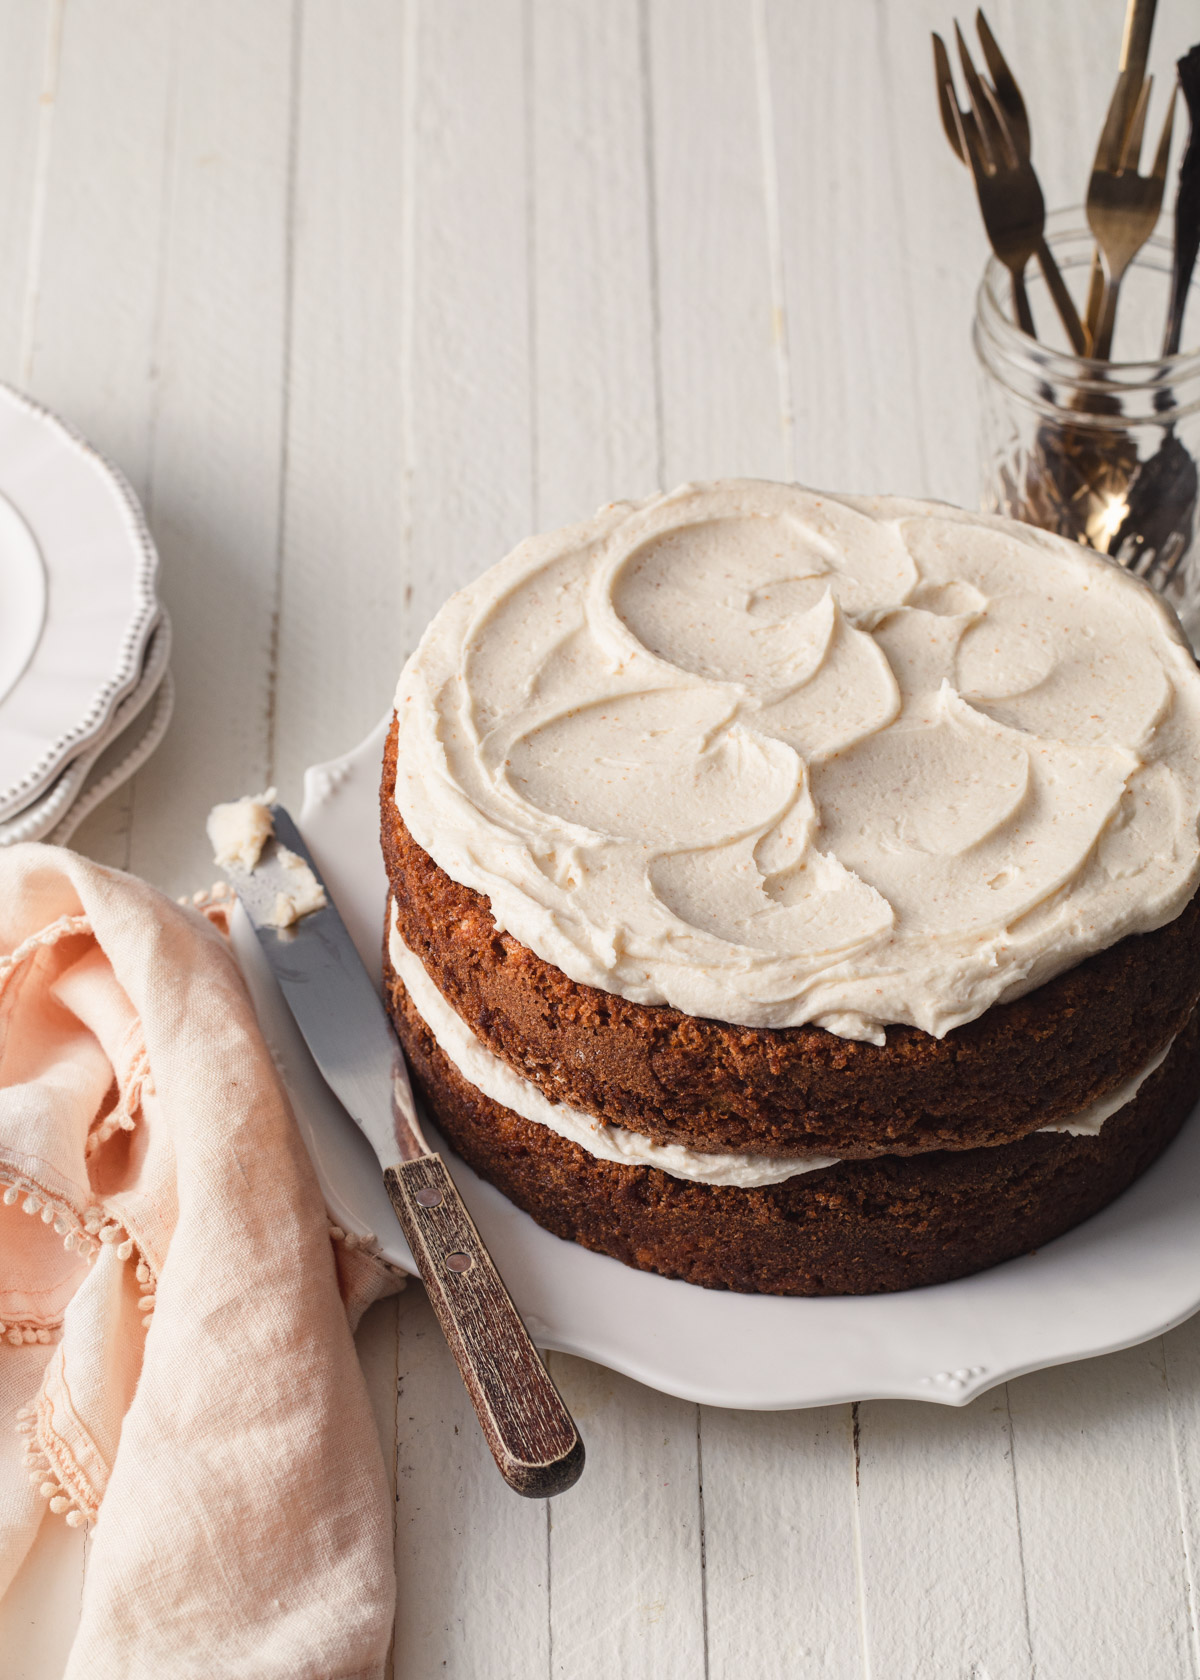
392,480 -> 1200,1042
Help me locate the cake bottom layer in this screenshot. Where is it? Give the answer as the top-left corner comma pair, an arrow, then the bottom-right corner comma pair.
384,949 -> 1200,1296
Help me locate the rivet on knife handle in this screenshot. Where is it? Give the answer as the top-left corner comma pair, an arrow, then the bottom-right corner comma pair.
385,1155 -> 585,1498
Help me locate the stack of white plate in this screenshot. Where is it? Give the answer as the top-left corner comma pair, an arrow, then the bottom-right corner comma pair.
0,385 -> 172,847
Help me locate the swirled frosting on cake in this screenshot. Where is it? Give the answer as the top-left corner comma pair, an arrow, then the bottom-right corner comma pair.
393,481 -> 1200,1042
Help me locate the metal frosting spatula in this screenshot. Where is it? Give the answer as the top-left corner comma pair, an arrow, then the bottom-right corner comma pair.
221,803 -> 584,1499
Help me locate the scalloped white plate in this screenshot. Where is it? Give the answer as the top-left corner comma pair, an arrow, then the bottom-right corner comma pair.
0,612 -> 173,846
230,716 -> 1200,1410
0,383 -> 160,820
0,493 -> 46,708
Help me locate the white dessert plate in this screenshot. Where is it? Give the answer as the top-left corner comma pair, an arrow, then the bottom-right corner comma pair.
50,666 -> 174,847
231,715 -> 1200,1411
0,383 -> 159,820
0,612 -> 173,846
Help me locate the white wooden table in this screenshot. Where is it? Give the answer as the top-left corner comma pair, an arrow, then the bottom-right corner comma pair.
6,2 -> 1200,1674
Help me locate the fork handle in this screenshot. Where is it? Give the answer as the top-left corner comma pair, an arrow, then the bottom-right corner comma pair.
1035,238 -> 1088,355
1085,249 -> 1106,342
384,1154 -> 585,1499
1093,275 -> 1120,362
1010,266 -> 1036,338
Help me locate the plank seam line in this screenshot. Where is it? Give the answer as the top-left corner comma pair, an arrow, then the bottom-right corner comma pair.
123,0 -> 182,874
696,1403 -> 711,1680
398,0 -> 418,659
389,20 -> 420,1665
1162,1335 -> 1200,1679
524,0 -> 539,532
141,0 -> 181,528
386,1295 -> 402,1680
1003,1384 -> 1037,1679
872,0 -> 932,492
850,1403 -> 873,1679
266,0 -> 305,786
750,0 -> 795,483
18,0 -> 66,388
636,0 -> 665,493
544,1374 -> 554,1680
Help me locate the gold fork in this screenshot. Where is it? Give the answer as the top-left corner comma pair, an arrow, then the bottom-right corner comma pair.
1083,0 -> 1159,342
934,16 -> 1086,353
1087,72 -> 1176,360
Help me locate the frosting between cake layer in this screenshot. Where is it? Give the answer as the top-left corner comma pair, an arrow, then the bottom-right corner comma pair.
393,480 -> 1200,1042
389,912 -> 1172,1184
1036,1038 -> 1171,1135
389,912 -> 836,1186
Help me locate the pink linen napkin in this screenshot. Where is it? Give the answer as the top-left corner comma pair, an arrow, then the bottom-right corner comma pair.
0,843 -> 404,1679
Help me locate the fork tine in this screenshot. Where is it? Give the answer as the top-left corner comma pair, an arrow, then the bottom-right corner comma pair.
1094,71 -> 1136,172
1121,75 -> 1152,171
956,82 -> 993,190
955,20 -> 1002,169
1149,83 -> 1177,183
932,33 -> 966,163
975,9 -> 1030,158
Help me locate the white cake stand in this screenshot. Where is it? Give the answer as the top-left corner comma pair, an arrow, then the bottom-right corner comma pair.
229,715 -> 1200,1411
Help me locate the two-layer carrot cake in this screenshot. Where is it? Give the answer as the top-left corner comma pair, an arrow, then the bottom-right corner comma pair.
380,480 -> 1200,1294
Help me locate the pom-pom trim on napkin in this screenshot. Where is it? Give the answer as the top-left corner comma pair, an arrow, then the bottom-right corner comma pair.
1,1176 -> 158,1309
85,1046 -> 154,1158
0,911 -> 92,985
2,876 -> 407,1533
328,1222 -> 378,1255
3,1207 -> 403,1534
3,1176 -> 159,1530
3,987 -> 159,1536
16,1405 -> 89,1528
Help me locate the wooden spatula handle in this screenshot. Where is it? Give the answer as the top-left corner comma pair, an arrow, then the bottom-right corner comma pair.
384,1155 -> 585,1498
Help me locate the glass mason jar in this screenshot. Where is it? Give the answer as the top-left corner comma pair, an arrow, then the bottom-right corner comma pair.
975,208 -> 1200,648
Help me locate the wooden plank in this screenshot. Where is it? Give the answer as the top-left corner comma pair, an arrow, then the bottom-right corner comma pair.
1161,1313 -> 1200,1680
392,1284 -> 549,1680
355,1295 -> 403,1680
647,0 -> 786,484
273,0 -> 411,790
122,0 -> 294,896
383,1 -> 550,1670
404,0 -> 534,626
874,11 -> 1200,1674
764,11 -> 1036,1672
0,0 -> 59,384
645,9 -> 864,1677
4,13 -> 170,1664
530,0 -> 659,529
0,1510 -> 86,1680
356,1293 -> 403,1512
855,1396 -> 1032,1679
701,1405 -> 863,1680
1008,1345 -> 1195,1679
21,0 -> 173,489
27,0 -> 293,893
0,56 -> 76,1679
527,4 -> 705,1670
23,0 -> 176,873
546,1357 -> 705,1680
763,0 -> 927,496
851,0 -> 985,509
